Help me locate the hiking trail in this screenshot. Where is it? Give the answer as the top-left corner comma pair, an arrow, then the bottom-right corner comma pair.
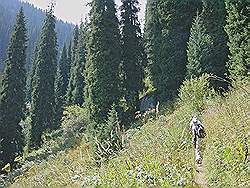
194,161 -> 208,188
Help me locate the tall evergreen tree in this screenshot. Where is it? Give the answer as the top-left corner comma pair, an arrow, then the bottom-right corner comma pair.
72,26 -> 79,63
67,41 -> 72,71
59,45 -> 70,95
26,45 -> 38,102
145,0 -> 202,101
30,7 -> 57,147
201,0 -> 229,87
186,13 -> 213,79
225,0 -> 249,80
54,64 -> 64,129
0,8 -> 27,167
54,45 -> 69,128
144,0 -> 163,95
72,23 -> 87,106
120,0 -> 145,118
85,0 -> 121,124
67,26 -> 79,104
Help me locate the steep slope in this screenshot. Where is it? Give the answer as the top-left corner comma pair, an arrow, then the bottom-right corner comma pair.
202,85 -> 249,187
0,0 -> 74,71
6,80 -> 249,187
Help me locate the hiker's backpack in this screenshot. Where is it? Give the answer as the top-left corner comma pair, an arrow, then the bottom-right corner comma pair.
195,123 -> 206,138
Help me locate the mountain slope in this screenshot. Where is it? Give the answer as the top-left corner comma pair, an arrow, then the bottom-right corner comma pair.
5,78 -> 249,187
0,0 -> 74,71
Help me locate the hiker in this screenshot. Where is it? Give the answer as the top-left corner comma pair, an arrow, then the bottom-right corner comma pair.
190,116 -> 206,164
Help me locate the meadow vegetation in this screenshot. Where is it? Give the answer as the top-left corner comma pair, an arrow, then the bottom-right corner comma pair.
4,76 -> 248,187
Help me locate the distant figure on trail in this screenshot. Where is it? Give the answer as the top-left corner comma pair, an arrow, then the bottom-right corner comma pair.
190,116 -> 206,164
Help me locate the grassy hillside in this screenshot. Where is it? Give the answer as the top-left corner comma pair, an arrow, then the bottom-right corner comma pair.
5,78 -> 250,187
203,84 -> 249,187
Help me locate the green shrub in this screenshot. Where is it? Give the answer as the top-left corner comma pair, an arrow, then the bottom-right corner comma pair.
178,74 -> 214,113
26,105 -> 89,162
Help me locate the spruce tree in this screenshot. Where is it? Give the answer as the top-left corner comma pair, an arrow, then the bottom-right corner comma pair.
144,0 -> 163,98
85,0 -> 121,124
59,45 -> 70,95
66,26 -> 79,104
186,13 -> 213,79
26,45 -> 39,103
72,26 -> 79,63
0,8 -> 27,167
54,45 -> 69,128
201,0 -> 229,87
225,0 -> 249,80
30,7 -> 57,147
67,42 -> 72,70
120,0 -> 145,118
145,0 -> 202,101
54,64 -> 64,129
72,23 -> 87,106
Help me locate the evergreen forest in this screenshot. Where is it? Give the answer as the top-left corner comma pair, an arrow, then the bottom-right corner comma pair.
0,0 -> 249,187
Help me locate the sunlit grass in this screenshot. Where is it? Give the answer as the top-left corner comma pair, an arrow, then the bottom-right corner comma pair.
202,84 -> 249,187
10,81 -> 249,187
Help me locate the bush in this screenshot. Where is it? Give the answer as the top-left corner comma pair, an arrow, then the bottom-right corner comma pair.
26,105 -> 89,162
178,74 -> 214,113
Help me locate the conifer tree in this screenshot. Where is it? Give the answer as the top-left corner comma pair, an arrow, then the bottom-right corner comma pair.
72,23 -> 87,106
85,0 -> 121,124
59,45 -> 70,95
54,63 -> 64,129
30,7 -> 57,147
67,41 -> 72,69
225,0 -> 249,80
54,45 -> 69,128
72,26 -> 79,63
26,45 -> 38,102
0,8 -> 27,167
120,0 -> 145,118
186,13 -> 213,79
144,0 -> 163,98
145,0 -> 202,101
67,26 -> 79,104
201,0 -> 229,87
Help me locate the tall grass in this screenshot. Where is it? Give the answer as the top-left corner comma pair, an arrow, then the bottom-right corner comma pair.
202,84 -> 249,187
9,78 -> 249,187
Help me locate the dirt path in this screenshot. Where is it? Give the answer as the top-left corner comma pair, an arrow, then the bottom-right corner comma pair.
194,162 -> 208,188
